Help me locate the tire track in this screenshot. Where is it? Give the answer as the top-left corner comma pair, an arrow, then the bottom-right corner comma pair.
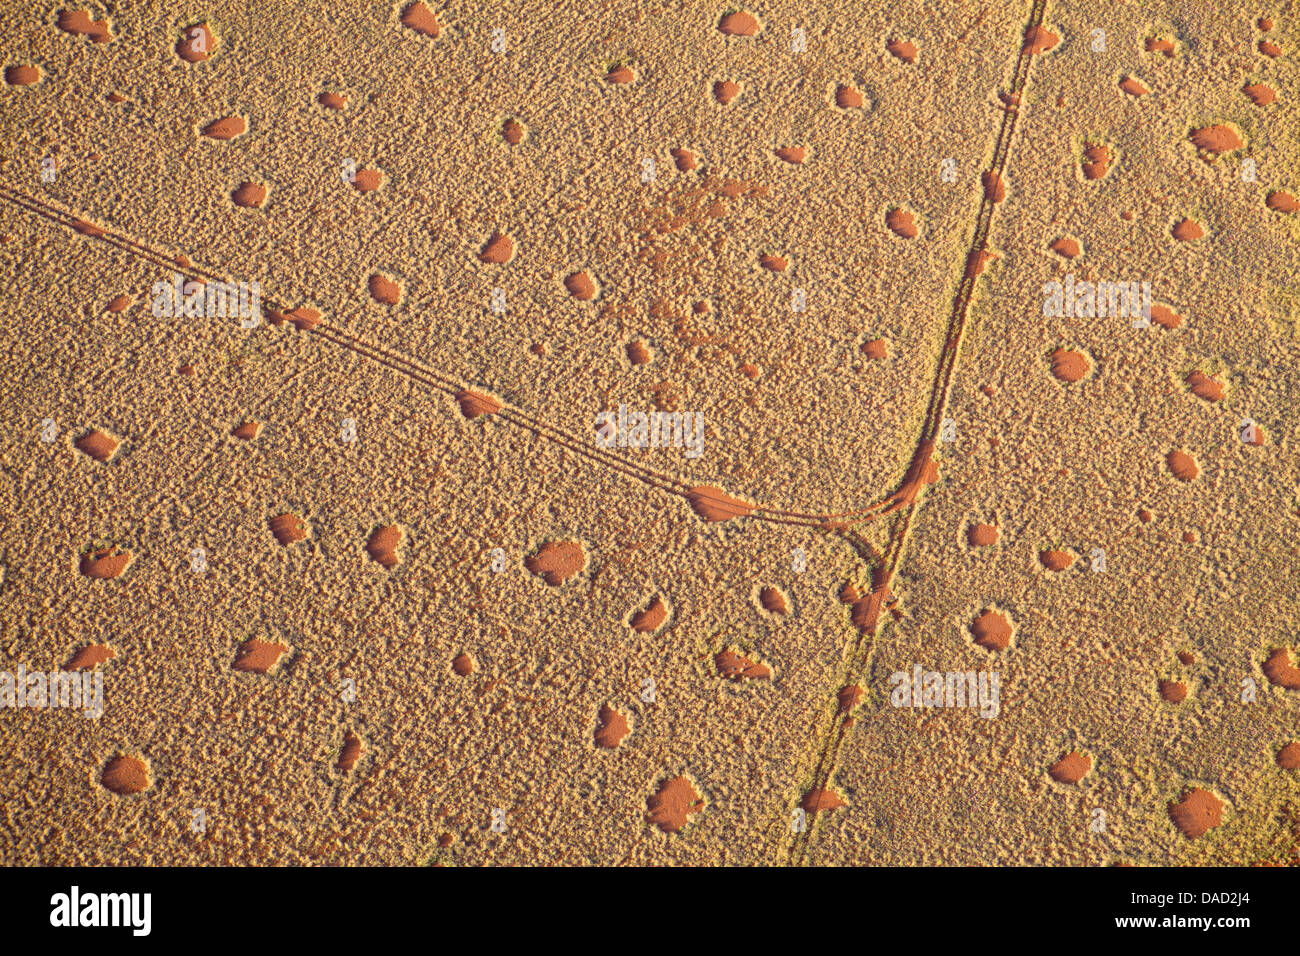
781,0 -> 1051,865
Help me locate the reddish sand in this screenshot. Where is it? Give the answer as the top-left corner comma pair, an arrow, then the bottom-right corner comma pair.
886,208 -> 917,238
106,294 -> 133,312
75,429 -> 119,462
400,2 -> 439,38
451,652 -> 474,676
1022,25 -> 1059,54
759,587 -> 789,615
1050,237 -> 1081,258
1262,648 -> 1300,690
970,609 -> 1012,651
1186,371 -> 1226,401
318,91 -> 347,110
835,84 -> 864,108
202,116 -> 246,139
687,486 -> 754,522
1049,348 -> 1089,382
759,253 -> 788,271
477,232 -> 514,264
65,644 -> 116,670
1172,218 -> 1206,241
629,595 -> 669,633
801,787 -> 847,812
176,23 -> 216,62
717,11 -> 760,36
1146,36 -> 1176,56
564,271 -> 597,300
1177,650 -> 1196,665
1243,82 -> 1277,106
1166,450 -> 1199,482
368,274 -> 402,305
1081,144 -> 1113,180
351,169 -> 382,192
886,38 -> 918,63
712,80 -> 739,105
775,146 -> 807,164
605,64 -> 636,84
57,9 -> 113,44
1169,788 -> 1225,838
594,705 -> 630,749
1159,680 -> 1189,703
79,547 -> 131,579
626,340 -> 651,365
1151,304 -> 1183,329
1277,743 -> 1300,770
366,525 -> 403,568
1266,190 -> 1298,213
269,513 -> 308,544
1189,125 -> 1245,159
4,64 -> 40,85
338,732 -> 362,773
231,421 -> 262,440
861,338 -> 888,359
967,522 -> 998,546
231,182 -> 267,208
231,639 -> 289,673
454,389 -> 503,418
1039,549 -> 1075,571
525,540 -> 586,586
100,756 -> 149,795
714,649 -> 771,680
1119,76 -> 1150,96
1048,751 -> 1092,784
646,776 -> 704,833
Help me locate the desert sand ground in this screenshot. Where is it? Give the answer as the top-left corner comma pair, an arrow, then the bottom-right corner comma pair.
0,1 -> 1296,865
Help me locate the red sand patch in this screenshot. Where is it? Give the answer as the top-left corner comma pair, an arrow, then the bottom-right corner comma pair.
75,429 -> 119,462
1263,648 -> 1300,690
478,232 -> 515,264
100,756 -> 149,795
1266,190 -> 1298,213
1081,143 -> 1113,180
231,421 -> 261,440
886,38 -> 918,63
525,540 -> 586,586
626,340 -> 652,365
801,787 -> 847,813
1186,371 -> 1225,401
886,208 -> 917,238
968,522 -> 998,546
1119,76 -> 1150,96
1189,124 -> 1244,160
1166,450 -> 1199,482
1277,743 -> 1300,770
982,170 -> 1006,202
501,117 -> 525,144
1169,788 -> 1224,838
759,586 -> 789,615
714,648 -> 771,680
269,513 -> 308,545
351,169 -> 382,192
1243,82 -> 1277,106
452,652 -> 475,676
835,84 -> 864,108
594,705 -> 630,749
630,595 -> 669,633
1259,40 -> 1282,57
338,732 -> 362,773
1151,303 -> 1183,329
1050,237 -> 1081,258
1159,679 -> 1188,703
775,146 -> 807,165
232,638 -> 289,674
80,546 -> 131,579
970,609 -> 1012,651
837,684 -> 864,715
400,2 -> 440,37
1049,348 -> 1089,382
713,80 -> 740,104
759,253 -> 788,272
718,11 -> 760,36
687,486 -> 754,522
647,776 -> 704,833
72,220 -> 103,236
57,9 -> 113,43
4,65 -> 41,86
176,23 -> 215,62
861,337 -> 888,359
368,273 -> 402,305
454,389 -> 503,418
232,182 -> 268,208
1177,650 -> 1195,665
1172,218 -> 1205,241
1145,36 -> 1177,57
366,525 -> 403,568
319,91 -> 347,110
1039,549 -> 1075,571
202,116 -> 246,140
1023,25 -> 1059,54
107,294 -> 133,312
1048,751 -> 1091,784
670,148 -> 699,172
65,644 -> 116,671
564,271 -> 597,300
